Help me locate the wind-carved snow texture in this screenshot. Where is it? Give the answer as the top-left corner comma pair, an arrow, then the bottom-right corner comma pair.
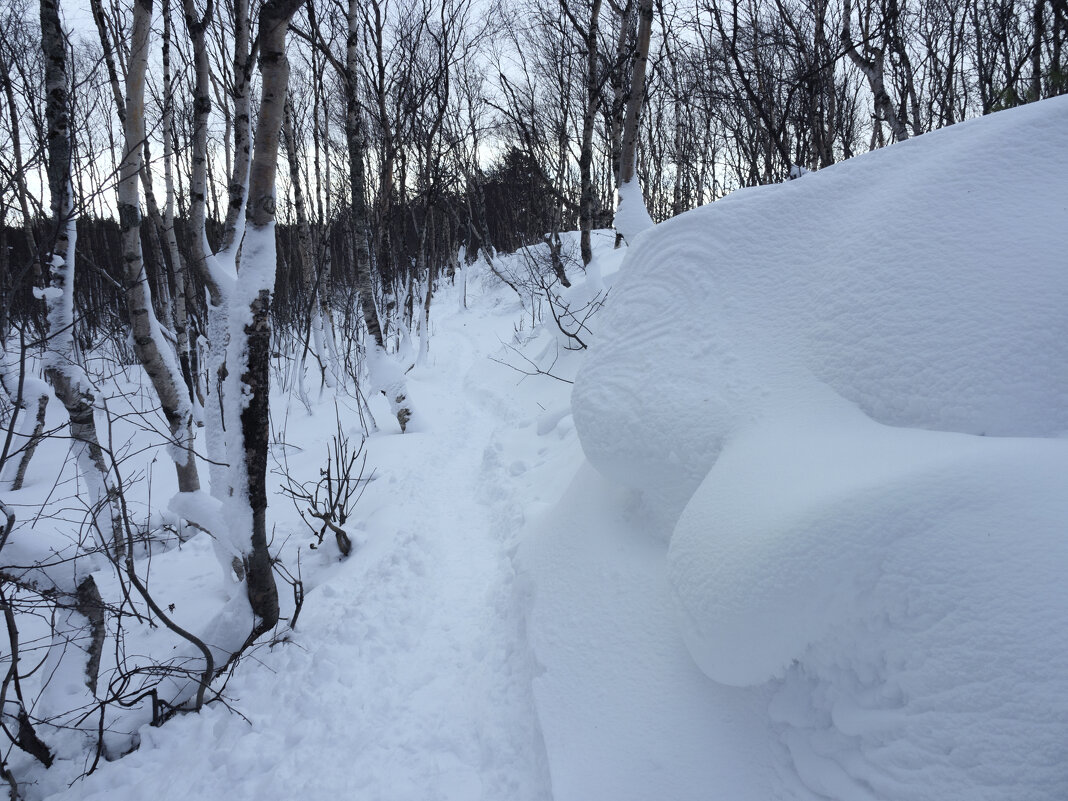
569,96 -> 1068,799
672,407 -> 1068,799
574,95 -> 1068,523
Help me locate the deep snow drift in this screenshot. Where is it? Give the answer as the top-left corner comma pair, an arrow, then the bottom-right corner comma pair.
553,95 -> 1068,799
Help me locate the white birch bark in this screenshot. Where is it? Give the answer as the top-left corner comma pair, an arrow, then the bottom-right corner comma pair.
225,0 -> 311,639
117,0 -> 200,493
219,0 -> 253,253
32,0 -> 110,749
842,0 -> 911,143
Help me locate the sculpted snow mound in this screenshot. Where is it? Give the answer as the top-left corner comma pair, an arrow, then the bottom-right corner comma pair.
669,400 -> 1068,798
570,97 -> 1068,798
572,96 -> 1068,516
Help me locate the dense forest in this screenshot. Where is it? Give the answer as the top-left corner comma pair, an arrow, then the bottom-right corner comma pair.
2,0 -> 1066,343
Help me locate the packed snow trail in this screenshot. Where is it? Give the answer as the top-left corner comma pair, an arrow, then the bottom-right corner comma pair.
42,272 -> 555,801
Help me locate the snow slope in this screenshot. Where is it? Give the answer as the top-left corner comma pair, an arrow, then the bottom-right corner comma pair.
558,95 -> 1068,799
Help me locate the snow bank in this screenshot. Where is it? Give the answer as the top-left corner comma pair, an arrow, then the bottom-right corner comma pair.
573,96 -> 1068,518
670,399 -> 1068,797
567,96 -> 1068,798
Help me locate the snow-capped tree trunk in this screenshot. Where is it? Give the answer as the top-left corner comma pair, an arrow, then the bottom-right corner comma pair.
35,0 -> 110,744
175,0 -> 302,644
228,0 -> 310,636
39,0 -> 122,553
180,0 -> 250,590
615,0 -> 655,242
0,331 -> 49,491
117,0 -> 200,493
345,0 -> 412,432
4,390 -> 48,492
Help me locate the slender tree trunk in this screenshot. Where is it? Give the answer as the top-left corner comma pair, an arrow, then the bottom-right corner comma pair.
180,0 -> 264,621
608,0 -> 636,199
346,0 -> 412,431
619,0 -> 652,187
117,0 -> 200,493
1032,0 -> 1046,99
36,0 -> 115,734
231,0 -> 310,636
0,53 -> 40,276
842,0 -> 910,141
162,0 -> 196,403
220,0 -> 253,252
579,0 -> 604,267
7,394 -> 48,492
40,0 -> 118,526
283,94 -> 334,390
615,0 -> 655,240
0,334 -> 50,492
346,0 -> 382,350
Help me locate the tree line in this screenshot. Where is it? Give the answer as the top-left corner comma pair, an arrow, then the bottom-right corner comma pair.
0,0 -> 1061,341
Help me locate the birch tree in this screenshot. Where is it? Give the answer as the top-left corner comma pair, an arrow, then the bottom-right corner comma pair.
30,0 -> 108,752
38,0 -> 120,543
614,0 -> 655,241
227,0 -> 314,636
560,0 -> 604,268
842,0 -> 912,142
116,0 -> 201,493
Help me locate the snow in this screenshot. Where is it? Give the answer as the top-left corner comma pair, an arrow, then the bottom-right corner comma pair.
564,95 -> 1068,799
17,256 -> 559,801
525,461 -> 802,801
6,98 -> 1068,801
613,179 -> 654,244
575,95 -> 1068,522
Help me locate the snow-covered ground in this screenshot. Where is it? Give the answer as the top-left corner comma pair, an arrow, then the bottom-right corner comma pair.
18,250 -> 583,800
6,96 -> 1067,800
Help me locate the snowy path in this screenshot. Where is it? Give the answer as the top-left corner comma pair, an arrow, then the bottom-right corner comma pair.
46,279 -> 555,801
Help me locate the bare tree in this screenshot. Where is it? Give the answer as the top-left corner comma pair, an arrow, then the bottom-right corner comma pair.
115,0 -> 201,493
842,0 -> 912,141
38,0 -> 122,549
